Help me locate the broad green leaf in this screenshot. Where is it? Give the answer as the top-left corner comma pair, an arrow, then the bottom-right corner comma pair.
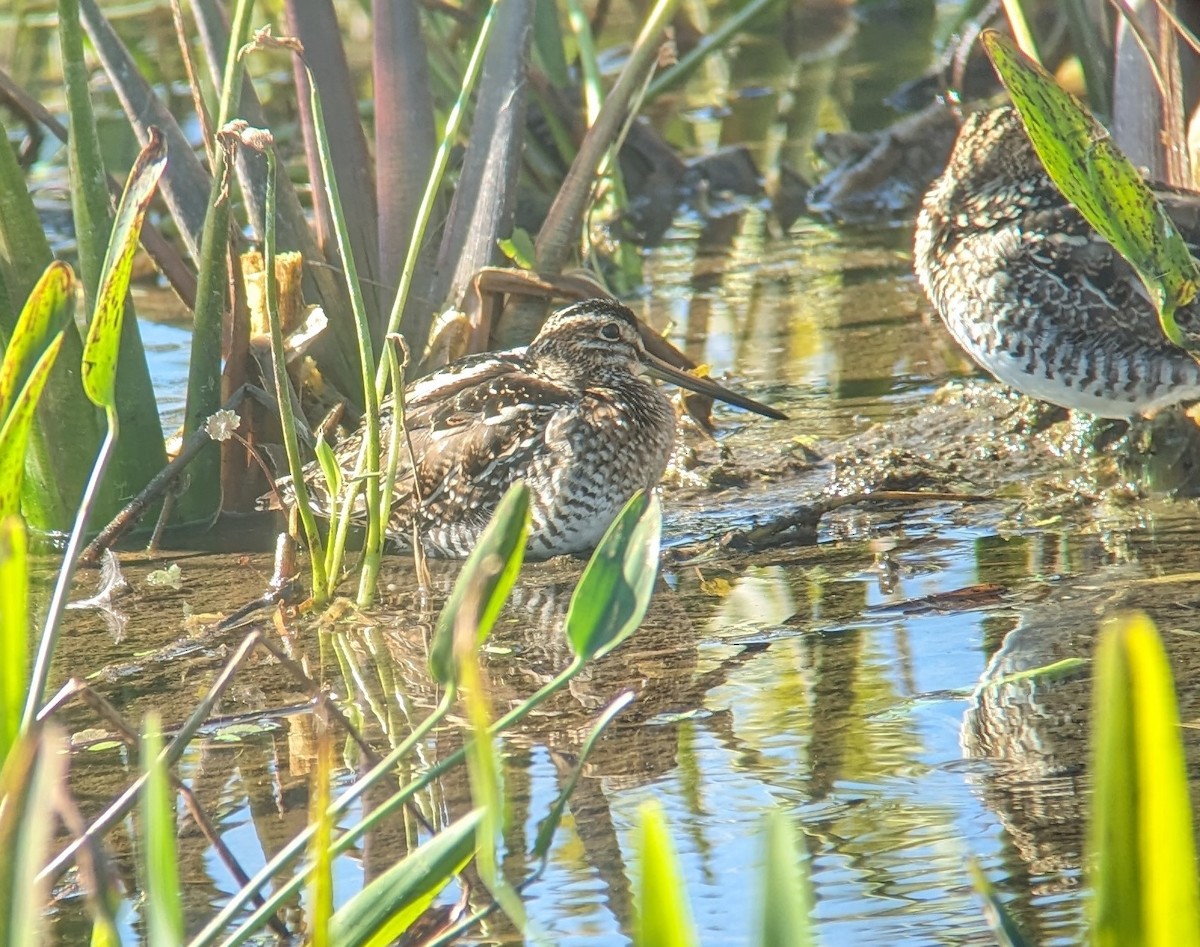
429,483 -> 530,686
82,127 -> 167,409
329,809 -> 483,947
0,261 -> 72,423
635,800 -> 698,947
308,734 -> 334,947
756,811 -> 813,947
0,726 -> 65,947
1089,612 -> 1200,947
0,330 -> 66,521
140,713 -> 183,946
565,491 -> 661,663
983,31 -> 1200,347
0,516 -> 28,766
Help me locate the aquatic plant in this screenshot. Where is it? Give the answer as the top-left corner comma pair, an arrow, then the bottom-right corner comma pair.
3,474 -> 666,941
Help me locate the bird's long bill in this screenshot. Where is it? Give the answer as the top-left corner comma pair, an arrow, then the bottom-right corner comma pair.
645,356 -> 788,420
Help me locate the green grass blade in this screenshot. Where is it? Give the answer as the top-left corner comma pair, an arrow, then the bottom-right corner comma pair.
428,482 -> 530,687
177,0 -> 255,523
0,109 -> 98,532
1089,612 -> 1200,947
308,733 -> 334,947
454,559 -> 529,934
376,0 -> 498,366
565,491 -> 661,664
262,143 -> 328,601
82,128 -> 168,409
0,516 -> 28,766
756,810 -> 813,947
983,30 -> 1200,347
0,113 -> 55,318
635,800 -> 698,947
328,809 -> 483,947
140,712 -> 183,946
60,0 -> 166,511
58,0 -> 112,314
0,727 -> 64,947
0,260 -> 71,423
0,326 -> 66,522
0,260 -> 69,522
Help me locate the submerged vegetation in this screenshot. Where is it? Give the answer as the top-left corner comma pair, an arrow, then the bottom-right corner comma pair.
4,0 -> 1200,941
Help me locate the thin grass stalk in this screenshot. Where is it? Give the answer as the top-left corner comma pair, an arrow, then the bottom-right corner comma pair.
39,632 -> 264,889
0,517 -> 27,766
528,0 -> 678,290
646,0 -> 778,98
58,0 -> 110,313
567,0 -> 642,292
566,0 -> 603,121
210,663 -> 586,946
423,692 -> 635,947
307,79 -> 383,604
187,686 -> 459,946
177,0 -> 254,522
307,731 -> 334,947
262,145 -> 329,602
380,335 -> 425,586
457,587 -> 529,933
998,0 -> 1042,63
22,417 -> 117,727
375,0 -> 499,386
319,6 -> 500,594
140,713 -> 184,945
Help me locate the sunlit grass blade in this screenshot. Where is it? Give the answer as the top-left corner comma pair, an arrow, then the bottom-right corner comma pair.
273,44 -> 383,603
428,482 -> 530,687
456,571 -> 528,934
0,517 -> 28,766
0,727 -> 65,947
0,110 -> 96,531
328,809 -> 483,946
60,0 -> 166,504
177,0 -> 255,523
0,263 -> 69,521
140,712 -> 183,946
1089,612 -> 1200,947
756,810 -> 813,947
565,491 -> 661,664
261,138 -> 328,601
26,126 -> 170,726
982,30 -> 1200,348
635,800 -> 698,947
0,260 -> 71,423
82,127 -> 167,410
308,731 -> 334,947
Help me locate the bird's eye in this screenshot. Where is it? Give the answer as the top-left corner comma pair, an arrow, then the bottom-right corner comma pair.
600,322 -> 622,341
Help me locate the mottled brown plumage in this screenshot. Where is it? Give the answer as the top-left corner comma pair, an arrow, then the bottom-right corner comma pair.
914,105 -> 1200,418
277,299 -> 784,558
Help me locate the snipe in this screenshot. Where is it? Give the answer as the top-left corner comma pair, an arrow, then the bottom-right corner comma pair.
914,105 -> 1200,418
276,299 -> 785,558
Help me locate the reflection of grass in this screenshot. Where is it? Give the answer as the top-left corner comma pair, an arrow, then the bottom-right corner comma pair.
4,483 -> 667,943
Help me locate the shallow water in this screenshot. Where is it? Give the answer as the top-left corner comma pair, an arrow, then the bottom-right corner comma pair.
23,0 -> 1200,944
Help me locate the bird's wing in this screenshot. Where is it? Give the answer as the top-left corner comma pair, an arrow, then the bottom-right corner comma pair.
293,352 -> 576,530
